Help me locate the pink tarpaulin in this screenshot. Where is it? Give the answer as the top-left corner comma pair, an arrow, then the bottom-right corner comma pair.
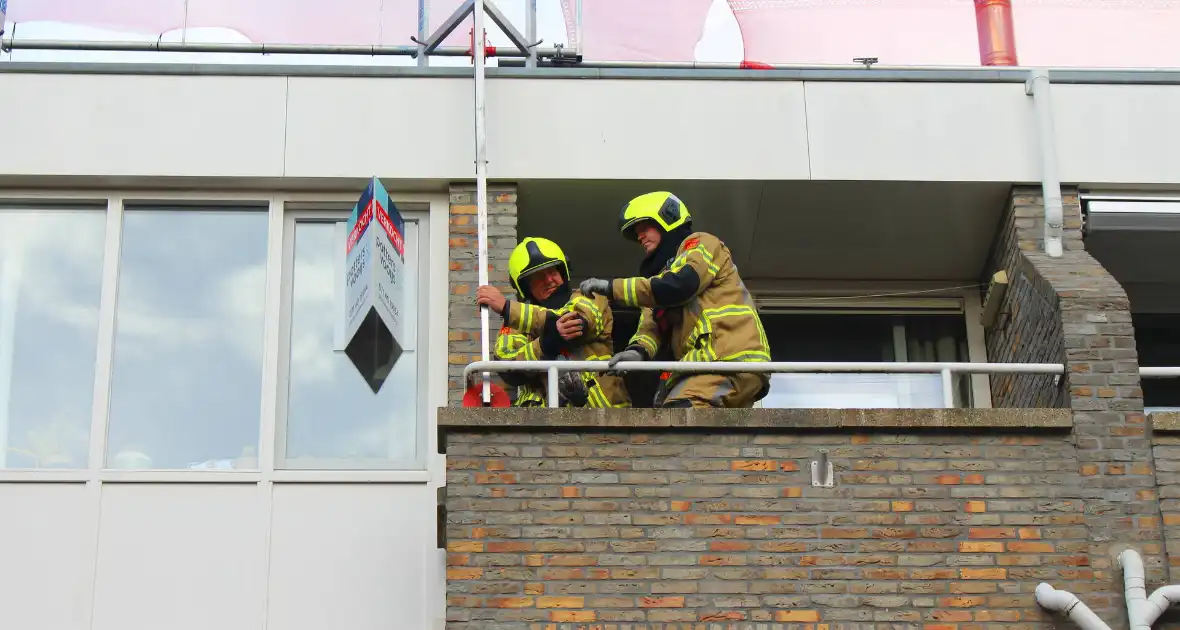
7,0 -> 1180,66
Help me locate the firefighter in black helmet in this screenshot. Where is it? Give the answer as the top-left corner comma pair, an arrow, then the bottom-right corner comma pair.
579,192 -> 771,408
476,237 -> 630,408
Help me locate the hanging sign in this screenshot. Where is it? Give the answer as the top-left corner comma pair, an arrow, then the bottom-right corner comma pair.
343,176 -> 407,393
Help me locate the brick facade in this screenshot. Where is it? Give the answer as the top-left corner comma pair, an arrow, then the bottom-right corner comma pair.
1153,415 -> 1180,582
984,187 -> 1165,617
448,183 -> 519,406
437,184 -> 1180,629
440,409 -> 1180,630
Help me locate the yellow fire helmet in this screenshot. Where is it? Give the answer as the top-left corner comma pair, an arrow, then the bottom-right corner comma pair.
618,191 -> 692,241
507,237 -> 571,299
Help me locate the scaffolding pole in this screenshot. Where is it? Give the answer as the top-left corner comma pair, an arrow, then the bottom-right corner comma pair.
472,0 -> 492,404
0,38 -> 573,58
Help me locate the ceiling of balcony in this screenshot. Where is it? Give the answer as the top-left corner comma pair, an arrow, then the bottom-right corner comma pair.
518,180 -> 1011,283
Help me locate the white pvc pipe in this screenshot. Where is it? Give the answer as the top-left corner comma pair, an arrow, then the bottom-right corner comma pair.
1141,367 -> 1180,378
1121,549 -> 1152,630
1035,583 -> 1113,630
1120,549 -> 1180,629
1026,68 -> 1064,258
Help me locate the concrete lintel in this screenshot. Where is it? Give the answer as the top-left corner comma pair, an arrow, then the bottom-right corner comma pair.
437,407 -> 1072,451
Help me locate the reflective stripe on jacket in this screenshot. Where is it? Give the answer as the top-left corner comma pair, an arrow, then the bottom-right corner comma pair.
493,291 -> 631,408
612,231 -> 771,387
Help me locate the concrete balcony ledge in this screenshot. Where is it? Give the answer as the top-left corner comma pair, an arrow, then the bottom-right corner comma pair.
1152,412 -> 1180,432
437,407 -> 1071,451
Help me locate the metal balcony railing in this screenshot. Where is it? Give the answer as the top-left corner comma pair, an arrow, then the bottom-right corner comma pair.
463,360 -> 1067,409
464,362 -> 1180,410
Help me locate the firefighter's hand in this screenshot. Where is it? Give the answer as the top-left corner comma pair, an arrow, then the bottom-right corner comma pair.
556,312 -> 585,340
558,371 -> 589,407
579,278 -> 611,297
606,347 -> 645,375
475,285 -> 507,315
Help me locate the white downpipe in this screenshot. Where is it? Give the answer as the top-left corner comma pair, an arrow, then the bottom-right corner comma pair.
1026,68 -> 1065,258
1035,583 -> 1113,630
1122,549 -> 1152,630
1120,549 -> 1180,629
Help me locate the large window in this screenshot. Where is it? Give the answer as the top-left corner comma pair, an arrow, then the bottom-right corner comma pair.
0,205 -> 106,469
105,207 -> 269,470
758,311 -> 973,408
1135,313 -> 1180,414
0,194 -> 437,482
277,212 -> 426,470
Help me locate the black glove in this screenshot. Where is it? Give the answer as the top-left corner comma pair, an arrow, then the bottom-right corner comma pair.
558,372 -> 589,407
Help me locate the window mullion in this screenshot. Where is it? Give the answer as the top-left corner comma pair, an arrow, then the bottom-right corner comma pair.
87,197 -> 124,474
258,197 -> 286,479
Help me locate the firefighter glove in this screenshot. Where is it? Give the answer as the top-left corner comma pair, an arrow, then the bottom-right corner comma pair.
558,372 -> 590,408
579,278 -> 611,297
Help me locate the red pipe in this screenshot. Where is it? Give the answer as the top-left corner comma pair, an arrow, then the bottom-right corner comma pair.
975,0 -> 1019,66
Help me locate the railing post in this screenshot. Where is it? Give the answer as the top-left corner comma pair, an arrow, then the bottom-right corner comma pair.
548,366 -> 560,408
941,369 -> 955,409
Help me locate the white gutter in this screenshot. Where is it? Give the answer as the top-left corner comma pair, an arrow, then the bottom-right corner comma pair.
1026,68 -> 1065,258
1120,549 -> 1180,630
1035,583 -> 1113,630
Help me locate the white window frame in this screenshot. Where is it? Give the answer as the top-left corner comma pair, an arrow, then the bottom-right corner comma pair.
751,287 -> 992,408
0,190 -> 447,484
275,207 -> 430,472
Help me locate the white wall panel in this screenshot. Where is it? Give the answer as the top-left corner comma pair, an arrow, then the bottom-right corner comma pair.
805,82 -> 1039,182
486,79 -> 811,180
1055,84 -> 1180,185
7,69 -> 1180,186
283,77 -> 473,180
90,484 -> 264,630
0,484 -> 92,630
0,74 -> 287,178
265,484 -> 432,630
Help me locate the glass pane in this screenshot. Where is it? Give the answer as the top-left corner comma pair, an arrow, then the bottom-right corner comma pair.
106,208 -> 268,470
762,373 -> 945,409
0,208 -> 105,469
282,220 -> 420,469
758,312 -> 971,409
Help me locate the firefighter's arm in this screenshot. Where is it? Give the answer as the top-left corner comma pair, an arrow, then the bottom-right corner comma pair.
493,327 -> 540,386
626,307 -> 661,358
567,293 -> 606,340
609,235 -> 722,308
503,300 -> 550,338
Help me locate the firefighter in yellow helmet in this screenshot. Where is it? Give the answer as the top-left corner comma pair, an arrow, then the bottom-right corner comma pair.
579,192 -> 771,408
476,237 -> 630,408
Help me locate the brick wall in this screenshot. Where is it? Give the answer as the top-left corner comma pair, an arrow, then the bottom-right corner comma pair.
984,187 -> 1165,619
441,408 -> 1092,630
448,184 -> 519,406
1153,415 -> 1180,583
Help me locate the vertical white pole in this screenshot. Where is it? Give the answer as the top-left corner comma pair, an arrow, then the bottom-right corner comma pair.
574,0 -> 583,57
548,366 -> 559,408
941,368 -> 955,409
416,0 -> 429,67
526,0 -> 537,68
0,242 -> 23,468
473,0 -> 492,404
